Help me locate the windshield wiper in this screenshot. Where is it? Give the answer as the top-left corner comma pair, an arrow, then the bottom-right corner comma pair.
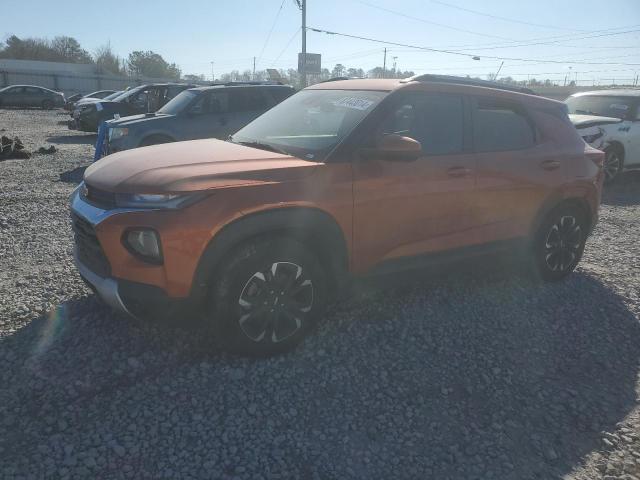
233,139 -> 289,156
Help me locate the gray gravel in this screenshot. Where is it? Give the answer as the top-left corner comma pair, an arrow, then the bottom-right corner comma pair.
1,108 -> 640,480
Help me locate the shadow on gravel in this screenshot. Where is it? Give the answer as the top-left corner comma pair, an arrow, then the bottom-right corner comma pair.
59,166 -> 87,184
1,259 -> 639,479
46,134 -> 96,145
602,171 -> 640,206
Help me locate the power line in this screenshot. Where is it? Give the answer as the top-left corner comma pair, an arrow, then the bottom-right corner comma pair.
256,0 -> 287,66
271,27 -> 301,67
430,0 -> 587,32
352,0 -> 515,41
308,26 -> 640,66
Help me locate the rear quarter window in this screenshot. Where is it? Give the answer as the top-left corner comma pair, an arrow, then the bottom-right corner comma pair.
472,98 -> 535,152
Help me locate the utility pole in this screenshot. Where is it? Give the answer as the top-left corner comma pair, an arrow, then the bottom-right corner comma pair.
301,0 -> 307,88
210,61 -> 214,83
253,57 -> 256,81
382,48 -> 387,78
494,61 -> 504,81
392,56 -> 397,77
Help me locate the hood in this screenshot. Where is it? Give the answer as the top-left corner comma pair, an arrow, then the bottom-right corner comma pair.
569,114 -> 623,128
84,139 -> 319,194
76,97 -> 104,106
107,113 -> 172,127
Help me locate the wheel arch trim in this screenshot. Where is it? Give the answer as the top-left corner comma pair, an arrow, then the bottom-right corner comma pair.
190,206 -> 350,301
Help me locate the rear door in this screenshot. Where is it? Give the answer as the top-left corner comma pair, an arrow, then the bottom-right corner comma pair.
471,96 -> 565,242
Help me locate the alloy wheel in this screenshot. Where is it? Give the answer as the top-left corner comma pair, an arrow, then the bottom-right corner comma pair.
237,262 -> 314,343
604,150 -> 621,182
544,215 -> 582,273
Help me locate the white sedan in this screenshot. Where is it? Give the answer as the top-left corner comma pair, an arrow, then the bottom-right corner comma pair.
567,89 -> 640,182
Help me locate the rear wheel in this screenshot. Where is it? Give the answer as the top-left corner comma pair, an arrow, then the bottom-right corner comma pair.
530,205 -> 587,282
209,237 -> 327,356
603,146 -> 624,183
41,99 -> 53,110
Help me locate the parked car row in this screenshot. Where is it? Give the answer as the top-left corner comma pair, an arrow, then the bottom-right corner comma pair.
71,75 -> 605,356
64,90 -> 116,111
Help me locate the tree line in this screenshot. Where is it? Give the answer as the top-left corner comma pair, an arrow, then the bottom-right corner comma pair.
0,35 -> 181,79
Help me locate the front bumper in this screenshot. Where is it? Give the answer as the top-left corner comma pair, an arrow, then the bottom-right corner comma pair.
74,250 -> 133,316
70,187 -> 200,319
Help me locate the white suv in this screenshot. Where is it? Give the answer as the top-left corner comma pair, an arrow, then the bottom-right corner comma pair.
567,89 -> 640,182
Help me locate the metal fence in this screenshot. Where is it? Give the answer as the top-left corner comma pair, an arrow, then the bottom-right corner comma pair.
0,69 -> 201,95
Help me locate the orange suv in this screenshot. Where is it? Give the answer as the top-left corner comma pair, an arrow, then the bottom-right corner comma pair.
71,75 -> 604,355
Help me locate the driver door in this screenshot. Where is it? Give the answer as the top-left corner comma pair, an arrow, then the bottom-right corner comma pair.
352,92 -> 477,272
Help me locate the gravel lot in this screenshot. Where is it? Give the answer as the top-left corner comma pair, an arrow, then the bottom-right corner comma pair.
1,108 -> 639,480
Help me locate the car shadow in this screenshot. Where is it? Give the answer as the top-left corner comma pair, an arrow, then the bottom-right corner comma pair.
58,166 -> 87,184
602,171 -> 640,206
47,134 -> 96,145
1,261 -> 638,479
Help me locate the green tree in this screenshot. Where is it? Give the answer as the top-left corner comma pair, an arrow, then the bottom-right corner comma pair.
126,50 -> 181,79
50,36 -> 92,63
94,43 -> 122,75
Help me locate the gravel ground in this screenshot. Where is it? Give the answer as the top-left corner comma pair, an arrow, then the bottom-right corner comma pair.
1,108 -> 639,480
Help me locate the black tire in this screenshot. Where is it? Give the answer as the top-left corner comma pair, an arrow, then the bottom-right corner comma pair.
530,205 -> 587,282
139,135 -> 173,147
41,99 -> 53,110
209,236 -> 327,356
603,145 -> 624,184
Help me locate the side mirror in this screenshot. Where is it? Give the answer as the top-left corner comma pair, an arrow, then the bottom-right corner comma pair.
360,134 -> 422,162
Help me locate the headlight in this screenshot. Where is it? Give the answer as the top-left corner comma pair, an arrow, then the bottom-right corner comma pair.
123,228 -> 162,263
114,192 -> 205,209
582,131 -> 604,144
109,127 -> 128,140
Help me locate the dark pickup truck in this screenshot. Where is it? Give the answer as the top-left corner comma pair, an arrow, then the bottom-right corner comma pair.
70,83 -> 195,132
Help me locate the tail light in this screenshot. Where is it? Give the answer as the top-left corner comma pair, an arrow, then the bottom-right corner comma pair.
585,146 -> 604,169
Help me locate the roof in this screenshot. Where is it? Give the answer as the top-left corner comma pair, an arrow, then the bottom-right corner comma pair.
306,77 -> 559,106
190,84 -> 294,92
569,89 -> 640,98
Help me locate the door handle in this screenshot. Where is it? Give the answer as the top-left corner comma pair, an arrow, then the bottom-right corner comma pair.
540,159 -> 561,171
447,166 -> 472,177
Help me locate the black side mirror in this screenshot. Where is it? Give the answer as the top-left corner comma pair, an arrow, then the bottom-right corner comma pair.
359,134 -> 422,162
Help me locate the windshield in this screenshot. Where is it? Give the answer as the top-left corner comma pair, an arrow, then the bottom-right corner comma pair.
232,89 -> 385,161
566,95 -> 634,120
158,89 -> 199,114
111,86 -> 145,102
102,91 -> 124,101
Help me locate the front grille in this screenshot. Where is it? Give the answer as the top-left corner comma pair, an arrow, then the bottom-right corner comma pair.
85,184 -> 116,209
71,212 -> 111,277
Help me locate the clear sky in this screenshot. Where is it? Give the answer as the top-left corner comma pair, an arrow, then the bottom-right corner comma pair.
3,0 -> 640,85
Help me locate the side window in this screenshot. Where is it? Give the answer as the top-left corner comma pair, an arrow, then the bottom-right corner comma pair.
130,90 -> 149,109
24,87 -> 41,94
208,92 -> 229,114
473,98 -> 535,152
228,89 -> 268,112
379,94 -> 464,155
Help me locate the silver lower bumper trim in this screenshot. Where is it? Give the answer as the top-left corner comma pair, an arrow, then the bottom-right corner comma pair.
74,250 -> 133,317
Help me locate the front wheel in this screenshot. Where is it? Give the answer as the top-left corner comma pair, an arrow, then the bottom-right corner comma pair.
209,237 -> 327,356
530,206 -> 587,282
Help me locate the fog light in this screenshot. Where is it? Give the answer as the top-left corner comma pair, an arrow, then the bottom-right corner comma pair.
123,228 -> 162,263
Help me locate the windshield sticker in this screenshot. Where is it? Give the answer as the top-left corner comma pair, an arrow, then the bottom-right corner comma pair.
332,97 -> 375,111
610,104 -> 629,111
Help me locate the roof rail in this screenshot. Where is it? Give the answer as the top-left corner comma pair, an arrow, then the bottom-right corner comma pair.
210,81 -> 284,86
403,74 -> 536,95
319,76 -> 359,83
